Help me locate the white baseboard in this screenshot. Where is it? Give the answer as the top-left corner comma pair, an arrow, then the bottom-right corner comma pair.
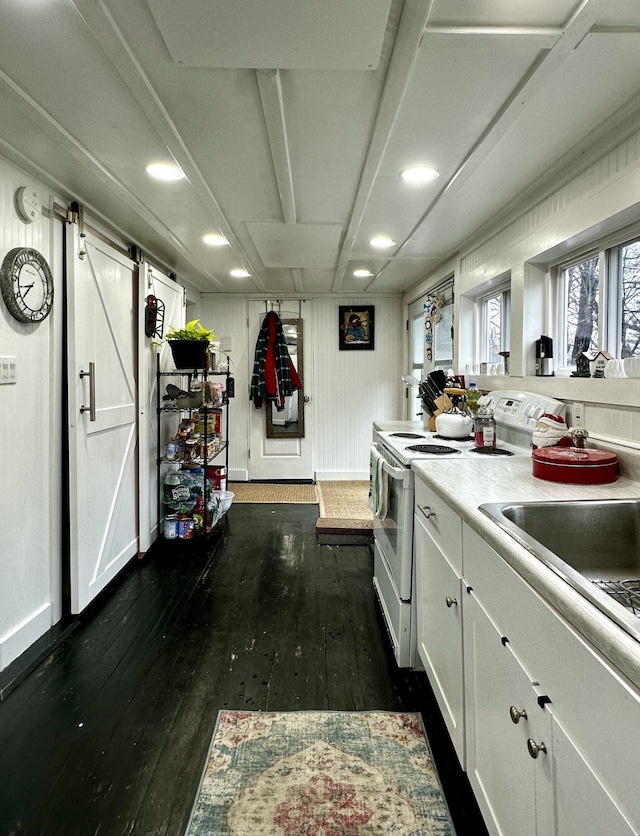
228,468 -> 248,482
315,471 -> 369,481
0,603 -> 52,672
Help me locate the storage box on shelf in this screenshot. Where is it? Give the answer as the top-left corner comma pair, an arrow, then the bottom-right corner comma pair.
156,356 -> 232,542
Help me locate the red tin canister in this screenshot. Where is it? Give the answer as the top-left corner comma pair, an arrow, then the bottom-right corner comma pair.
532,447 -> 618,484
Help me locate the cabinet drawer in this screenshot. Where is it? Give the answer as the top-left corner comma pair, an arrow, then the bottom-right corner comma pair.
414,476 -> 462,574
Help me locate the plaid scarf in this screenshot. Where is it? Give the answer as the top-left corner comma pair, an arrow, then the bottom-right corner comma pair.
250,311 -> 302,409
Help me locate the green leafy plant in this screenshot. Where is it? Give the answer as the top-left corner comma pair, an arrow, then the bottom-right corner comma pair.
165,319 -> 215,342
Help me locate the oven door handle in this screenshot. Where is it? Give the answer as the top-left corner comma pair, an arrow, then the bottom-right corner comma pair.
381,459 -> 406,479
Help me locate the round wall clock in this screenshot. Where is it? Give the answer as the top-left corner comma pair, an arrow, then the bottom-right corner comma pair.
0,247 -> 54,323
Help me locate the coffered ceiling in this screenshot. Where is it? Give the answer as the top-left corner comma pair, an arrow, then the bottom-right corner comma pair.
1,0 -> 640,294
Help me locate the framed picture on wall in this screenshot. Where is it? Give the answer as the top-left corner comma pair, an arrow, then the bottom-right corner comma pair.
338,305 -> 375,351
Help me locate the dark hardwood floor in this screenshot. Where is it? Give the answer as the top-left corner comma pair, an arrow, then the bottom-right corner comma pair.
0,504 -> 488,836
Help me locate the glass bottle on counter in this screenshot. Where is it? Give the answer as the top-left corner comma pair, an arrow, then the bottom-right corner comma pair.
466,382 -> 480,415
474,406 -> 496,448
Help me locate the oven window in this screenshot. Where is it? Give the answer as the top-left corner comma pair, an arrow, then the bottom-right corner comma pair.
380,477 -> 401,553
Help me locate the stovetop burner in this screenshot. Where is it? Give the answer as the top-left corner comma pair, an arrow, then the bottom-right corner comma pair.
433,433 -> 474,442
470,447 -> 515,456
389,432 -> 425,439
406,444 -> 462,455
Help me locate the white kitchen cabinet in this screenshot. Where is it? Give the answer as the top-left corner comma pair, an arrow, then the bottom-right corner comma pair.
464,589 -> 552,836
413,473 -> 640,836
463,522 -> 640,836
414,480 -> 464,765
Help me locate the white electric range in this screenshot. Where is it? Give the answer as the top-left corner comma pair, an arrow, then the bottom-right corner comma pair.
372,389 -> 565,668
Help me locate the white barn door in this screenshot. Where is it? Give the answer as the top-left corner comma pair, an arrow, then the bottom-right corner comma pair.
66,224 -> 138,614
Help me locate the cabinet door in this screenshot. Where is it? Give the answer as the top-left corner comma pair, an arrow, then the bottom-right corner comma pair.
551,712 -> 637,836
464,590 -> 552,836
414,513 -> 465,765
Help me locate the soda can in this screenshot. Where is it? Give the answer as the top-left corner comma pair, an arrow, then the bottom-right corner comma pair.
164,515 -> 179,539
178,517 -> 195,539
166,441 -> 180,460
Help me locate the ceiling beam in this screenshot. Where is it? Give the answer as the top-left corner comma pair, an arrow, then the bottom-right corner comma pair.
68,0 -> 266,291
256,69 -> 297,225
331,0 -> 437,292
366,0 -> 605,291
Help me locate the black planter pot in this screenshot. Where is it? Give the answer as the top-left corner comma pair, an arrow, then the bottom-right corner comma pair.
168,340 -> 208,370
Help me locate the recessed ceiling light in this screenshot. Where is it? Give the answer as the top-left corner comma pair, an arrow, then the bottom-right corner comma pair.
353,269 -> 374,277
230,268 -> 251,278
400,166 -> 440,183
145,162 -> 185,181
202,233 -> 229,246
369,236 -> 396,250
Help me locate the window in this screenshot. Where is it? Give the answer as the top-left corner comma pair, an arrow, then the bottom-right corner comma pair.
433,300 -> 453,369
559,254 -> 599,367
617,238 -> 640,357
555,232 -> 640,368
481,284 -> 510,363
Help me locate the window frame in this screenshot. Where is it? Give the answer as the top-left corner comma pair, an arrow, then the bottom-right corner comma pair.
479,280 -> 511,364
551,222 -> 640,368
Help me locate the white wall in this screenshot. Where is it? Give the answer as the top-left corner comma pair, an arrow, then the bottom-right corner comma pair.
0,159 -> 63,669
199,293 -> 404,480
406,125 -> 640,451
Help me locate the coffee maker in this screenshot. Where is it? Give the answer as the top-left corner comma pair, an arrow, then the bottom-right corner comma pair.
535,335 -> 554,376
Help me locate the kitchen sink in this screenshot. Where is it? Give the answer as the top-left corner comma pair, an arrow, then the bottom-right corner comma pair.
479,499 -> 640,642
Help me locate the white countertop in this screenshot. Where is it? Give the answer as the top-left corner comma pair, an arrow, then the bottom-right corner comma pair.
412,455 -> 640,690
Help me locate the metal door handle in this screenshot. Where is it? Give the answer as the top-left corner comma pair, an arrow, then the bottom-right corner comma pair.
510,705 -> 527,724
79,362 -> 96,421
527,738 -> 547,759
418,505 -> 436,519
445,596 -> 458,608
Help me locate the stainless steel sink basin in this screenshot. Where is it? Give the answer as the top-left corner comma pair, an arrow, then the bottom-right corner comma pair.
480,499 -> 640,642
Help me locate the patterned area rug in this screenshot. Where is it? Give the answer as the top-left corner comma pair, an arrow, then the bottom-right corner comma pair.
229,483 -> 319,504
186,710 -> 454,835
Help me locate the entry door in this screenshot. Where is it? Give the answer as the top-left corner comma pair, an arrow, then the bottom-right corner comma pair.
248,300 -> 313,480
66,224 -> 138,614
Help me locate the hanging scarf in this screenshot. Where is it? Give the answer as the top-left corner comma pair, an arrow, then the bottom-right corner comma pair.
250,311 -> 302,410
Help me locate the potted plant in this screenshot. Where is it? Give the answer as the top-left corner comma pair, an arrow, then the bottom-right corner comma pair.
166,319 -> 215,370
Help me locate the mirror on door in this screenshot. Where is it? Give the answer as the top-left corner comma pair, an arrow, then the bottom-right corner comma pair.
266,318 -> 305,438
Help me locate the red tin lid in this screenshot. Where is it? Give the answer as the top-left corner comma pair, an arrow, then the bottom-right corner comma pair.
532,447 -> 618,484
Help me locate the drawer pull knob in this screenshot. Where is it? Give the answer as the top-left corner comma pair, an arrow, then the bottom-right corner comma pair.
445,596 -> 458,608
419,505 -> 436,519
509,705 -> 527,724
527,738 -> 547,759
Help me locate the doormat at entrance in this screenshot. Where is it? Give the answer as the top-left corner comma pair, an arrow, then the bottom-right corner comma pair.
185,710 -> 454,836
229,483 -> 319,504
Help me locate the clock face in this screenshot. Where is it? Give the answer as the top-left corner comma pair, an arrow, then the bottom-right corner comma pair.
0,247 -> 54,323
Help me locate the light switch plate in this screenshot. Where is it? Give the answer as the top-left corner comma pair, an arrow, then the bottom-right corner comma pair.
0,356 -> 17,384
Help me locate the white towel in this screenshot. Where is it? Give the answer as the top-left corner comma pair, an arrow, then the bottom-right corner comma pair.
369,446 -> 388,520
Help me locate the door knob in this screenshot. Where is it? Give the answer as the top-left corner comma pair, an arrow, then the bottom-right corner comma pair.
445,596 -> 458,608
509,705 -> 527,724
527,738 -> 547,759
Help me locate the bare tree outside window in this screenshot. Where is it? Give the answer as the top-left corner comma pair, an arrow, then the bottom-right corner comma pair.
486,295 -> 502,362
564,256 -> 599,365
621,240 -> 640,358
